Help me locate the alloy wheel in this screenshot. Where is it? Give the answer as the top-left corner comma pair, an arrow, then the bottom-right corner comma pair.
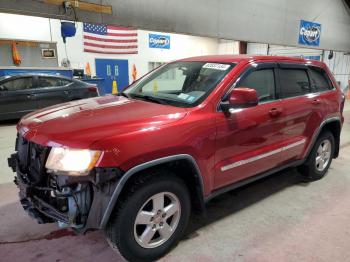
315,139 -> 332,172
133,192 -> 181,248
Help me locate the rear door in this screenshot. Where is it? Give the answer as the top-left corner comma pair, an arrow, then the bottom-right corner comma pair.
308,65 -> 338,116
0,76 -> 36,120
34,76 -> 72,109
278,63 -> 321,163
214,62 -> 287,189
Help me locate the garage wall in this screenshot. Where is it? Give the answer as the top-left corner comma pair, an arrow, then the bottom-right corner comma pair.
1,0 -> 350,52
247,43 -> 269,56
0,13 -> 219,82
247,42 -> 350,90
267,45 -> 323,58
50,19 -> 219,81
0,14 -> 51,41
324,51 -> 350,92
0,42 -> 58,67
218,40 -> 240,55
247,43 -> 324,57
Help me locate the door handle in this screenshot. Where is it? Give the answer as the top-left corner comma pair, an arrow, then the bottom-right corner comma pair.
312,99 -> 321,105
64,90 -> 70,95
269,108 -> 282,117
26,94 -> 35,99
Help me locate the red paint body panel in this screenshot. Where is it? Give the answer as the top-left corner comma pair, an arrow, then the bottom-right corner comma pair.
17,55 -> 344,197
214,99 -> 285,188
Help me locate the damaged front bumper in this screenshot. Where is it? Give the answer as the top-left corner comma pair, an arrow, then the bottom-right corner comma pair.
7,136 -> 123,231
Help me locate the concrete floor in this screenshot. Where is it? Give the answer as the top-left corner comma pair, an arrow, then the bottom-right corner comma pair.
1,103 -> 350,262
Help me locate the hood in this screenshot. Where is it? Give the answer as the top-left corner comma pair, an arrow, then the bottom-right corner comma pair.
18,95 -> 188,148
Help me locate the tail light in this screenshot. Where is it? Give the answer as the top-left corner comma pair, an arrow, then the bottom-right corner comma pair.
340,93 -> 345,114
87,86 -> 98,93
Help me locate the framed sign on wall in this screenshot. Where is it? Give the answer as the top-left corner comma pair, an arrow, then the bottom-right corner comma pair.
41,48 -> 56,58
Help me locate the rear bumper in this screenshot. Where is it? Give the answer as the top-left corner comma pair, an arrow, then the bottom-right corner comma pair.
7,153 -> 16,172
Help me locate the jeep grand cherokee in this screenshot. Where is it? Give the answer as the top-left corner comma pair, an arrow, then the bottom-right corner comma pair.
8,55 -> 345,261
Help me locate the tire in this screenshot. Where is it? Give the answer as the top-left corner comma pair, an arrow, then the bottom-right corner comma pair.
298,130 -> 335,181
105,169 -> 191,262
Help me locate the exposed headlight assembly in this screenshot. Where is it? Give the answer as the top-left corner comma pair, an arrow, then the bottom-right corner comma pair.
45,147 -> 102,175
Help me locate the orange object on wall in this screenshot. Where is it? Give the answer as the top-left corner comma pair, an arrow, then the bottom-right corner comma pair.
132,64 -> 137,82
12,42 -> 21,66
85,62 -> 91,77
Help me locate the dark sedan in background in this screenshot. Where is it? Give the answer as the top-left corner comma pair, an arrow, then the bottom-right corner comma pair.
0,74 -> 99,121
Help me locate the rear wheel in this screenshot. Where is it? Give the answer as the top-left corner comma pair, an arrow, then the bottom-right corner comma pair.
106,170 -> 191,262
298,131 -> 335,181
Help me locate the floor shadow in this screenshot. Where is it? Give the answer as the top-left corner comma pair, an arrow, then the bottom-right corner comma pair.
184,167 -> 308,239
0,119 -> 19,127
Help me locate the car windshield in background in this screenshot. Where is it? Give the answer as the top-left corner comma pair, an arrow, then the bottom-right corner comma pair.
0,75 -> 11,82
124,61 -> 235,107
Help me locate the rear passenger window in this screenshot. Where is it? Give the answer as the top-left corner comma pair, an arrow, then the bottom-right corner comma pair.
279,69 -> 311,98
60,79 -> 72,86
308,66 -> 333,92
239,69 -> 275,102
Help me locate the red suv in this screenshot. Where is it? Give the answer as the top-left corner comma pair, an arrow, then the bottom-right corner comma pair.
8,55 -> 345,261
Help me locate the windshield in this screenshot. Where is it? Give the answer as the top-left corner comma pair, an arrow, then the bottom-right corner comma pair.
124,61 -> 235,107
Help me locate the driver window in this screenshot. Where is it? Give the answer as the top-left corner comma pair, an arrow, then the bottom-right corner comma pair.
239,69 -> 276,103
1,77 -> 34,91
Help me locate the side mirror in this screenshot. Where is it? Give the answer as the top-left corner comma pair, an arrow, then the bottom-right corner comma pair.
221,87 -> 258,112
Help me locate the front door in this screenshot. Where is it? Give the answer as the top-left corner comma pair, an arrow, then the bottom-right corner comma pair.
95,59 -> 129,95
214,63 -> 286,189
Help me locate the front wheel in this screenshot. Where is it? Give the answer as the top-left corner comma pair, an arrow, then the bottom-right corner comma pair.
106,170 -> 191,262
298,130 -> 335,181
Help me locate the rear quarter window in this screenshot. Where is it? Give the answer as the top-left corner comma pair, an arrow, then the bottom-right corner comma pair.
308,66 -> 334,92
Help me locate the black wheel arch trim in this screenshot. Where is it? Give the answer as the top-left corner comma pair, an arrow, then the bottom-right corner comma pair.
99,154 -> 205,229
306,116 -> 342,159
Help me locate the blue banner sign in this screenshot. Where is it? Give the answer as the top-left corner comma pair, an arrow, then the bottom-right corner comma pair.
149,34 -> 170,49
303,55 -> 321,61
298,20 -> 321,46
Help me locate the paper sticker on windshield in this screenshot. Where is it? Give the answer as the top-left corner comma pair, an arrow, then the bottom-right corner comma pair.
187,96 -> 196,102
178,93 -> 189,99
203,63 -> 230,71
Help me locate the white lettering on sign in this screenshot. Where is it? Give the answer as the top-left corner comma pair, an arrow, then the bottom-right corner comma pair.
203,63 -> 230,70
300,27 -> 319,38
149,37 -> 170,45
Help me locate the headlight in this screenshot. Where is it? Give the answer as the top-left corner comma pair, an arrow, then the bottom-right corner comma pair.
45,147 -> 102,175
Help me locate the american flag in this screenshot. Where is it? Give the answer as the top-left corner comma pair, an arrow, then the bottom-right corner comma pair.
83,23 -> 138,54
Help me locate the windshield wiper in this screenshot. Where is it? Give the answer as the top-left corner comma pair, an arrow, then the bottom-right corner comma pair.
116,92 -> 130,98
130,94 -> 168,105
